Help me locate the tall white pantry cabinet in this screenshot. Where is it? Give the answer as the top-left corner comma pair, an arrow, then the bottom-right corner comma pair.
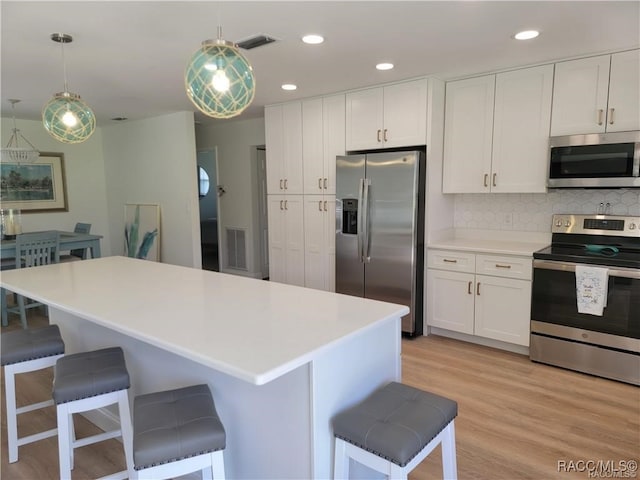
265,94 -> 345,290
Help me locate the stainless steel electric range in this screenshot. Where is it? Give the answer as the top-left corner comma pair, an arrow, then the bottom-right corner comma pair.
530,214 -> 640,385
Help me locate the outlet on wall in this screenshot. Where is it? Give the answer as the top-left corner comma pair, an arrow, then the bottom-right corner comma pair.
502,212 -> 513,228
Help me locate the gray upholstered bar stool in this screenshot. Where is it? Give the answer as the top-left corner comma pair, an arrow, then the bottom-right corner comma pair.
333,382 -> 458,480
53,346 -> 134,480
1,325 -> 65,463
132,384 -> 226,480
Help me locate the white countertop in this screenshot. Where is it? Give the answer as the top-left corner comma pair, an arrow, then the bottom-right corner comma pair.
428,228 -> 551,256
0,256 -> 408,385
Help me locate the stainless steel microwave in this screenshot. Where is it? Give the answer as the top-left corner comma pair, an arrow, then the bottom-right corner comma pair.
548,131 -> 640,188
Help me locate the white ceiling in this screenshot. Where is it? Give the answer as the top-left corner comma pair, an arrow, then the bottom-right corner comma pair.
2,1 -> 639,126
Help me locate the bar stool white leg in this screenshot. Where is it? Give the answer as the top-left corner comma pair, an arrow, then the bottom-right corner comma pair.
211,450 -> 226,479
117,390 -> 135,479
333,438 -> 350,479
441,422 -> 458,480
5,362 -> 19,463
57,403 -> 73,480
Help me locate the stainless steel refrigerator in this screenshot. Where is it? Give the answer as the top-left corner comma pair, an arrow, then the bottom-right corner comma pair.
335,150 -> 425,336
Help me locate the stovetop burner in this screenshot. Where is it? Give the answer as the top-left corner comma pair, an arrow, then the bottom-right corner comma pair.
533,214 -> 640,269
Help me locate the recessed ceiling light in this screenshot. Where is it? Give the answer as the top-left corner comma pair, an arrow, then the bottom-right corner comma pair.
282,84 -> 297,91
376,63 -> 394,71
302,34 -> 324,45
514,30 -> 540,40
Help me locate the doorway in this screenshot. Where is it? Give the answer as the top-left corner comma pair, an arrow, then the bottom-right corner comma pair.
197,149 -> 220,271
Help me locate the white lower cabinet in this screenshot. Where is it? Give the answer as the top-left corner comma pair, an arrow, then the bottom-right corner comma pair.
427,249 -> 532,347
267,195 -> 305,286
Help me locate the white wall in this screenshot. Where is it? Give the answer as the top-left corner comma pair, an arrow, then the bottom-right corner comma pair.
1,117 -> 111,254
195,117 -> 266,278
101,111 -> 201,268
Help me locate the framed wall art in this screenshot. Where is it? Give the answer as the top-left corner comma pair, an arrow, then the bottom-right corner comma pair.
0,152 -> 68,212
124,203 -> 161,261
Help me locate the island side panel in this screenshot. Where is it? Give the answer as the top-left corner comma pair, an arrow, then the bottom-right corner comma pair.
50,307 -> 313,479
310,316 -> 402,479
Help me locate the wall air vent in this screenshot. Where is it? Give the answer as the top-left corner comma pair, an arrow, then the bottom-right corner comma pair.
236,34 -> 276,50
226,228 -> 247,270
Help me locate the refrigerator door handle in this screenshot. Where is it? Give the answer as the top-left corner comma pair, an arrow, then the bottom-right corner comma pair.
362,178 -> 372,263
357,178 -> 364,262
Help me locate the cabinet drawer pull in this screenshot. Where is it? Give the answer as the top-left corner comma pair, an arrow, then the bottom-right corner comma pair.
495,264 -> 512,269
318,178 -> 323,190
284,200 -> 288,210
280,200 -> 283,210
443,259 -> 458,263
284,179 -> 288,190
492,173 -> 497,187
609,107 -> 615,125
468,281 -> 472,295
324,201 -> 328,211
597,109 -> 604,126
324,178 -> 328,190
318,200 -> 323,212
377,129 -> 382,142
476,282 -> 481,296
280,179 -> 283,190
484,174 -> 489,187
383,129 -> 388,142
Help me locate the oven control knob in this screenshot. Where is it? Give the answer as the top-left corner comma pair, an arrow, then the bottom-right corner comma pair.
555,220 -> 563,227
630,223 -> 637,230
564,220 -> 571,227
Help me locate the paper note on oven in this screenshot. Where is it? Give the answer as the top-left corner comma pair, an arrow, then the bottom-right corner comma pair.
575,265 -> 609,316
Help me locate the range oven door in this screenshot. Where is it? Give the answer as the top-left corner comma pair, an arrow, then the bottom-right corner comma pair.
531,260 -> 640,348
531,259 -> 640,384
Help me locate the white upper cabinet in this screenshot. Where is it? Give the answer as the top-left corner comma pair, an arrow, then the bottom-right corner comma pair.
265,102 -> 303,194
551,50 -> 640,135
443,65 -> 553,193
607,50 -> 640,133
443,75 -> 495,193
303,94 -> 345,195
491,65 -> 553,193
346,79 -> 427,151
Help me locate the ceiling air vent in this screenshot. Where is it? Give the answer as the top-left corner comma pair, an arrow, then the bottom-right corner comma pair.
236,34 -> 276,50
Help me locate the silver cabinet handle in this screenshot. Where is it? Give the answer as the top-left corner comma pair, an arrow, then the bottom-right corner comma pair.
468,281 -> 472,295
597,109 -> 604,126
484,174 -> 489,187
609,107 -> 615,125
383,129 -> 388,142
323,200 -> 327,212
492,173 -> 497,187
280,179 -> 283,190
284,200 -> 288,210
318,200 -> 322,212
476,282 -> 481,296
495,264 -> 512,269
318,178 -> 322,190
377,129 -> 381,143
279,200 -> 283,210
323,178 -> 327,190
284,179 -> 288,190
443,259 -> 458,263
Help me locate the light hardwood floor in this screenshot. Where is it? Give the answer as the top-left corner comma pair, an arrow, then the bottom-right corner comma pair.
2,310 -> 639,479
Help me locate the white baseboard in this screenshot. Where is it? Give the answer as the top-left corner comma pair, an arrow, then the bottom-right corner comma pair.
427,326 -> 530,356
80,407 -> 122,440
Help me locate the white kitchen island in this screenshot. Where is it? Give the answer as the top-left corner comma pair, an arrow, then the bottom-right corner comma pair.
0,256 -> 408,479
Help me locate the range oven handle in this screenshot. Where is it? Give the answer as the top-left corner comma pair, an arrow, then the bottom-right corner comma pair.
533,259 -> 640,279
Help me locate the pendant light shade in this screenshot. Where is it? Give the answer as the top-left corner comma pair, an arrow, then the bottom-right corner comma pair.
42,92 -> 96,144
185,27 -> 255,119
2,99 -> 40,164
43,33 -> 96,144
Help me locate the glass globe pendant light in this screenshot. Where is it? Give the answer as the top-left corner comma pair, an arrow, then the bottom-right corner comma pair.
185,26 -> 256,119
42,33 -> 96,144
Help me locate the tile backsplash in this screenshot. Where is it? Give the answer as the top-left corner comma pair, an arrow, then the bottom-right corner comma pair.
454,190 -> 640,232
